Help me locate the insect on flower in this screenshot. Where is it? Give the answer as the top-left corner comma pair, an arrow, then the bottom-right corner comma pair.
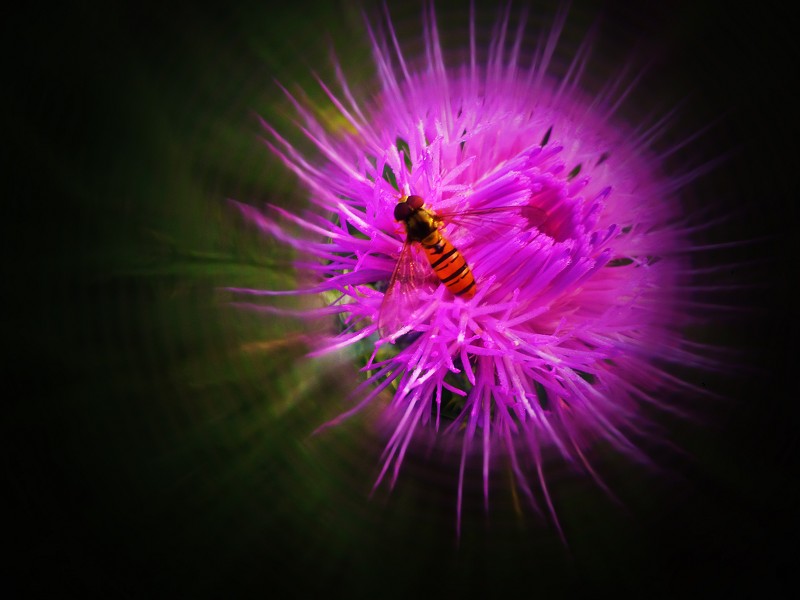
380,193 -> 546,339
231,1 -> 723,539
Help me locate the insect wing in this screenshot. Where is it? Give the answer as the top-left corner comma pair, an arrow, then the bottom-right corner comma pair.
378,241 -> 430,339
436,205 -> 548,240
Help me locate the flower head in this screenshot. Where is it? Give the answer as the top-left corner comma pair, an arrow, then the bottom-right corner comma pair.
232,4 -> 710,536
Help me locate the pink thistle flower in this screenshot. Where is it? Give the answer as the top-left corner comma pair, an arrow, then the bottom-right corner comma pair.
231,4 -> 714,537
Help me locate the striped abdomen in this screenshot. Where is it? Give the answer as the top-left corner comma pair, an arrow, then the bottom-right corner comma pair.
421,232 -> 476,299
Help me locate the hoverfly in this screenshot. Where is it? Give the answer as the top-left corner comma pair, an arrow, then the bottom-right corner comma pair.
378,194 -> 546,339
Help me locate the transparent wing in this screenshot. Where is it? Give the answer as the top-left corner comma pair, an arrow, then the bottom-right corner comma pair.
436,205 -> 548,239
378,241 -> 432,339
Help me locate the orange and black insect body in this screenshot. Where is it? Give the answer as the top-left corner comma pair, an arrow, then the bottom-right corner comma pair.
394,195 -> 476,298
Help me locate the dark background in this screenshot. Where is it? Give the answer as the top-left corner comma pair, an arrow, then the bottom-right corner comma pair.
5,0 -> 796,596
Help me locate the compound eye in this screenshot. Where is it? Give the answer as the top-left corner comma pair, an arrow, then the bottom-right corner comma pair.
406,195 -> 424,209
394,202 -> 413,221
